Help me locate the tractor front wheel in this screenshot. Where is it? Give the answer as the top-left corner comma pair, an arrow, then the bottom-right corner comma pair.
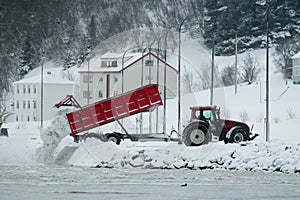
182,123 -> 210,146
228,128 -> 247,143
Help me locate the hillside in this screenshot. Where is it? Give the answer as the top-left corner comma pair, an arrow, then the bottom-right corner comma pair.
1,0 -> 299,102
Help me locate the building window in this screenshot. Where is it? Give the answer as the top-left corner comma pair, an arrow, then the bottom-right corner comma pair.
146,75 -> 153,81
27,116 -> 30,121
98,91 -> 103,98
17,85 -> 20,94
101,61 -> 107,67
27,100 -> 30,109
295,69 -> 300,76
83,75 -> 93,83
28,85 -> 31,94
111,60 -> 117,67
23,85 -> 26,94
83,91 -> 92,99
99,77 -> 103,82
23,101 -> 26,109
34,85 -> 37,94
33,100 -> 37,109
16,101 -> 19,109
114,76 -> 118,82
145,60 -> 154,66
16,115 -> 18,122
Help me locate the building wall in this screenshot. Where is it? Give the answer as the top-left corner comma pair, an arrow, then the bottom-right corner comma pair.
121,54 -> 177,98
293,58 -> 300,84
14,83 -> 39,122
14,83 -> 74,122
78,54 -> 178,106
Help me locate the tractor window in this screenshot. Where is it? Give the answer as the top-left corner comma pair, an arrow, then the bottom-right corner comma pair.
203,110 -> 216,123
195,111 -> 200,119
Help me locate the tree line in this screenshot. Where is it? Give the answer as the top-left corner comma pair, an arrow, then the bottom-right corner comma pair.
0,0 -> 299,111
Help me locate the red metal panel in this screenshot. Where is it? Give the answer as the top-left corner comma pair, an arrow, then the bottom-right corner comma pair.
67,84 -> 162,137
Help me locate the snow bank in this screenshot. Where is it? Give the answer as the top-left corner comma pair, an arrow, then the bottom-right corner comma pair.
66,138 -> 300,174
0,122 -> 42,166
175,142 -> 300,173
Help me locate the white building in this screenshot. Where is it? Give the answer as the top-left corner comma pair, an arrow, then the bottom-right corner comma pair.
13,72 -> 75,122
77,51 -> 178,106
292,51 -> 300,84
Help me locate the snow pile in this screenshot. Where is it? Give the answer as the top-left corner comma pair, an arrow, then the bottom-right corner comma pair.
68,139 -> 186,169
36,109 -> 74,163
174,142 -> 300,173
66,138 -> 300,173
0,122 -> 42,166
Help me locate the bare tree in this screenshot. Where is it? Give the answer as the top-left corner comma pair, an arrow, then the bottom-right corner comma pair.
273,37 -> 300,79
240,52 -> 262,84
221,64 -> 239,86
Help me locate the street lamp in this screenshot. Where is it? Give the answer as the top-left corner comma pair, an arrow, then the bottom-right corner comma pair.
87,56 -> 91,105
121,48 -> 137,93
155,30 -> 172,134
178,17 -> 188,137
40,60 -> 44,128
256,0 -> 270,142
205,6 -> 228,105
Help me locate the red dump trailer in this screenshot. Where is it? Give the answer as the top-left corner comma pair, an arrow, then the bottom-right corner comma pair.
55,84 -> 165,143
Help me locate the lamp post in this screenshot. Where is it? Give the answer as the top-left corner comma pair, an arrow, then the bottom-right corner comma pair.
256,0 -> 270,142
156,30 -> 171,134
266,3 -> 270,142
206,6 -> 228,105
121,48 -> 137,93
87,56 -> 90,105
178,18 -> 188,137
40,60 -> 44,128
210,32 -> 215,105
163,30 -> 171,135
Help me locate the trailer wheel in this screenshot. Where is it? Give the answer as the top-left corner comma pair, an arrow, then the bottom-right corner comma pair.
106,133 -> 122,145
183,123 -> 209,146
228,128 -> 247,143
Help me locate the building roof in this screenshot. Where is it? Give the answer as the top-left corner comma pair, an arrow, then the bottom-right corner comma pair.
292,52 -> 300,59
14,73 -> 75,85
79,51 -> 180,73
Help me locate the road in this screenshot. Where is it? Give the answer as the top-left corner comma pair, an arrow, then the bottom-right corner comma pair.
0,165 -> 299,199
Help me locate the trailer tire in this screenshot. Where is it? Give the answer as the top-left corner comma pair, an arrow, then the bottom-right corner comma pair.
228,128 -> 247,143
183,123 -> 210,146
106,133 -> 122,145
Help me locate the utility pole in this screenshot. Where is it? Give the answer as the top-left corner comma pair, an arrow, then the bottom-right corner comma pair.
235,32 -> 238,94
178,18 -> 188,137
266,3 -> 270,142
210,33 -> 215,105
40,61 -> 44,129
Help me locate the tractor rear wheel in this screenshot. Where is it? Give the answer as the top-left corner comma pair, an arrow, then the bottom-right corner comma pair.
183,123 -> 210,146
229,128 -> 247,143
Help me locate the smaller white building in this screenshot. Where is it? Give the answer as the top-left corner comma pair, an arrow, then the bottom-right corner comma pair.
13,72 -> 75,122
292,51 -> 300,84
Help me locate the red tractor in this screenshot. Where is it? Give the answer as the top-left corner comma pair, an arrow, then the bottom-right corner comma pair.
182,105 -> 258,146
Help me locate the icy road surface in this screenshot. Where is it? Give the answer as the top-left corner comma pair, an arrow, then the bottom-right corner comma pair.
1,165 -> 300,200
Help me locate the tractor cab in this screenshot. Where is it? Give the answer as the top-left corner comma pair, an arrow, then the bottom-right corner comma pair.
190,105 -> 220,126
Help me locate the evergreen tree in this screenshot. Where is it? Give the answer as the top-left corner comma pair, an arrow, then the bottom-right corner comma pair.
87,15 -> 97,49
19,35 -> 34,77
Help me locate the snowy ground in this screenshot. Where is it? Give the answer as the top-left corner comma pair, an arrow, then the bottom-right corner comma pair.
1,165 -> 300,200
